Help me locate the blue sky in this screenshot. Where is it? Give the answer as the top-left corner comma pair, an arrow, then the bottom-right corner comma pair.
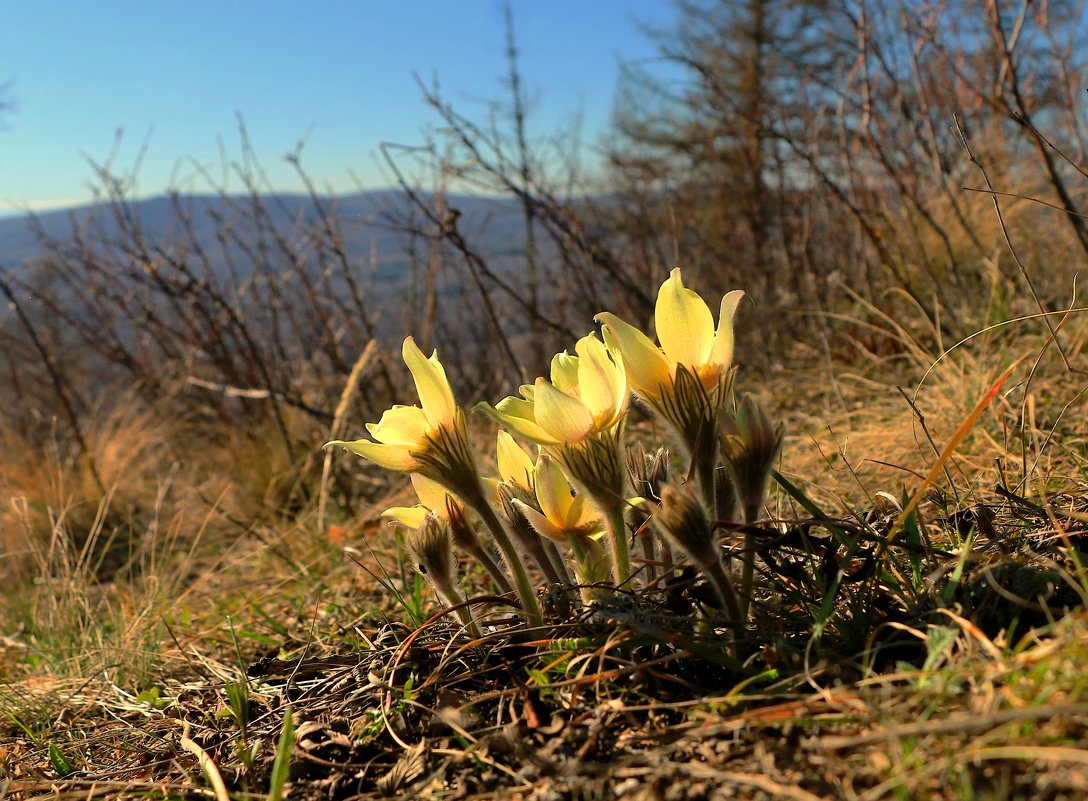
1,1 -> 677,215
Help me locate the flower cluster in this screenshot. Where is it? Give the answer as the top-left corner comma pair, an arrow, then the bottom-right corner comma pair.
325,268 -> 784,635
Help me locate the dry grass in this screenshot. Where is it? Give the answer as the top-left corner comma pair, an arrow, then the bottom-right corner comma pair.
6,122 -> 1088,798
4,304 -> 1088,798
8,4 -> 1088,787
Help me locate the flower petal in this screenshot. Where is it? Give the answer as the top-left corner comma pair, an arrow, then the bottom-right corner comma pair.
409,473 -> 450,510
366,405 -> 429,447
596,312 -> 671,398
512,499 -> 569,543
533,378 -> 595,444
565,494 -> 602,533
475,398 -> 560,445
575,334 -> 628,429
382,505 -> 429,528
707,290 -> 744,373
402,337 -> 456,429
496,430 -> 535,489
324,438 -> 418,471
535,454 -> 574,523
656,268 -> 714,369
549,350 -> 580,393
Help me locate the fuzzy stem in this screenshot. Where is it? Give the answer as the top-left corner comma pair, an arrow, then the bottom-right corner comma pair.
436,586 -> 481,639
599,499 -> 632,587
465,491 -> 543,626
738,501 -> 760,622
637,517 -> 658,582
695,457 -> 717,517
543,539 -> 573,585
567,537 -> 597,605
701,557 -> 743,628
517,531 -> 566,586
466,541 -> 513,595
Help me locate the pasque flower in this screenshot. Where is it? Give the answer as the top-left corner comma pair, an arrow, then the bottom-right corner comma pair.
511,454 -> 603,545
719,393 -> 785,622
596,268 -> 743,512
490,433 -> 572,585
478,333 -> 634,583
480,334 -> 628,452
326,337 -> 478,498
383,474 -> 513,594
479,335 -> 629,509
327,336 -> 541,625
596,268 -> 743,406
511,455 -> 608,601
410,513 -> 480,638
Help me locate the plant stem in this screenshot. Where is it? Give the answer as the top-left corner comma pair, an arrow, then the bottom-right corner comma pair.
567,536 -> 597,605
543,539 -> 573,585
467,541 -> 513,594
637,514 -> 658,582
695,457 -> 717,516
514,529 -> 566,586
600,499 -> 632,587
702,557 -> 743,628
437,587 -> 481,638
466,492 -> 543,626
738,501 -> 760,621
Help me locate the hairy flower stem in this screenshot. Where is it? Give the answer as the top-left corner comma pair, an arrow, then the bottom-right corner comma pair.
738,501 -> 760,622
466,542 -> 514,595
600,500 -> 632,587
639,523 -> 658,582
464,490 -> 543,626
518,532 -> 566,586
700,557 -> 744,628
434,586 -> 481,638
446,506 -> 513,594
543,540 -> 573,586
695,458 -> 717,519
568,540 -> 592,604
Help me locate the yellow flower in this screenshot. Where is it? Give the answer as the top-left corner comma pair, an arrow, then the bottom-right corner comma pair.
382,473 -> 453,529
326,336 -> 477,496
511,455 -> 608,600
478,333 -> 628,448
511,454 -> 603,544
595,267 -> 743,407
383,474 -> 516,595
478,333 -> 632,583
596,269 -> 744,511
327,338 -> 540,621
491,434 -> 582,585
495,430 -> 536,492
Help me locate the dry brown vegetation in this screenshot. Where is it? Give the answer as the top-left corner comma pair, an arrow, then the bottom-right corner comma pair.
5,1 -> 1088,798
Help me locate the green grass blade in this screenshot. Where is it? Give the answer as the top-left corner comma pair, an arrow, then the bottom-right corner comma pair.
772,469 -> 831,520
48,742 -> 75,777
268,706 -> 294,801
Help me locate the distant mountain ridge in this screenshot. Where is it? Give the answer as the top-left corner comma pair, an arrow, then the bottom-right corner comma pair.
0,190 -> 530,276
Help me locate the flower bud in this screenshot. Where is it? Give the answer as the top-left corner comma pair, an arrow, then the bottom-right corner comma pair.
720,394 -> 784,524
